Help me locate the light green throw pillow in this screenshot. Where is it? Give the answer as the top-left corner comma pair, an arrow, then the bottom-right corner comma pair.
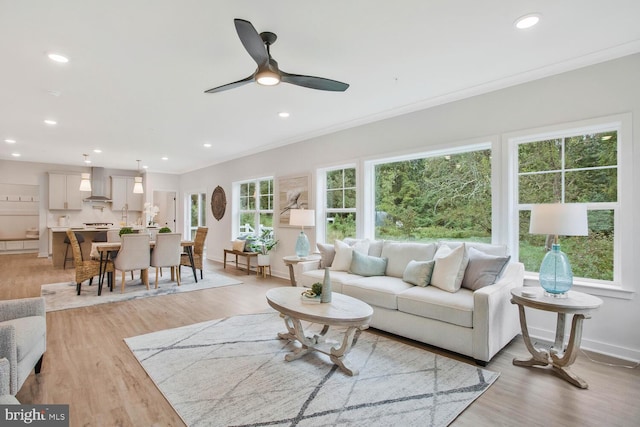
403,260 -> 435,287
349,250 -> 388,277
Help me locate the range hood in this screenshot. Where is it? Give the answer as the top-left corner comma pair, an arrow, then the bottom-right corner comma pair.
84,167 -> 112,202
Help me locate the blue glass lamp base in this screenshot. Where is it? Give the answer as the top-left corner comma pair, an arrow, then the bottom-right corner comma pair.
295,232 -> 310,258
539,244 -> 573,298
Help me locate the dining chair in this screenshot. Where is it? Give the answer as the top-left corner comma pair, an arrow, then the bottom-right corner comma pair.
113,233 -> 151,293
180,226 -> 208,280
66,229 -> 113,295
150,233 -> 182,288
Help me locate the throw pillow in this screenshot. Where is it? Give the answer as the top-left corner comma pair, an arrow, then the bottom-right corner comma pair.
430,244 -> 466,292
232,240 -> 245,252
330,239 -> 354,271
349,250 -> 388,277
462,247 -> 511,291
403,260 -> 435,287
316,243 -> 336,268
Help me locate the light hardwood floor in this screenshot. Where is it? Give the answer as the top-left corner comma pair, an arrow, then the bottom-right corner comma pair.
1,253 -> 638,426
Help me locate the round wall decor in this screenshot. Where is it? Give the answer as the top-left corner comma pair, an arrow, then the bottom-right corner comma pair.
211,185 -> 227,221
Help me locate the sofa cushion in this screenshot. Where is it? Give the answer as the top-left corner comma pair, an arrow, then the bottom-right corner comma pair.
317,242 -> 335,268
397,286 -> 475,328
462,247 -> 511,290
439,241 -> 508,257
342,276 -> 414,310
402,260 -> 435,287
330,239 -> 370,271
381,242 -> 437,278
430,244 -> 466,293
349,251 -> 387,277
300,269 -> 364,293
0,317 -> 46,361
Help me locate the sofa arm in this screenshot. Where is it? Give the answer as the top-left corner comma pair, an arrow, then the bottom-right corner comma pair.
298,259 -> 322,273
0,358 -> 11,396
0,297 -> 45,323
0,326 -> 17,395
472,262 -> 524,362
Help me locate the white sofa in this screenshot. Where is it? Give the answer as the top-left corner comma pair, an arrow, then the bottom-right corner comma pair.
296,239 -> 524,364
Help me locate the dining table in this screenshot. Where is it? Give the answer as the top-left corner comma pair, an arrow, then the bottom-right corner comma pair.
92,240 -> 197,292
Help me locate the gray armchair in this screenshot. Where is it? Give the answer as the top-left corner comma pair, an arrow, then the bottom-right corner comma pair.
0,358 -> 20,404
0,297 -> 46,396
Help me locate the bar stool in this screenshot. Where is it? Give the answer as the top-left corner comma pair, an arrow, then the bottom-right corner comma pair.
63,232 -> 85,269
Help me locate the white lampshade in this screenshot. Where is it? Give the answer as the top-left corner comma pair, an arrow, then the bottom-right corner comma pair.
133,176 -> 144,194
79,173 -> 92,192
529,203 -> 588,236
289,209 -> 315,227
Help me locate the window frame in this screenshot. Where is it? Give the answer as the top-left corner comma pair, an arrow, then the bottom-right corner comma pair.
232,176 -> 274,239
316,164 -> 357,243
506,113 -> 633,298
363,139 -> 497,242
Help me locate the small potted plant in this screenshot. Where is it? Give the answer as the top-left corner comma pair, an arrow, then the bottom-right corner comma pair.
248,228 -> 279,266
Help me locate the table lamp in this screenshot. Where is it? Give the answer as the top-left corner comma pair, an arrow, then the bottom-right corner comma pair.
529,203 -> 588,297
289,209 -> 315,258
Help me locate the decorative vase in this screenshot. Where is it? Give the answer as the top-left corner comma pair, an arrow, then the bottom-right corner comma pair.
539,243 -> 573,297
321,267 -> 332,303
295,231 -> 310,258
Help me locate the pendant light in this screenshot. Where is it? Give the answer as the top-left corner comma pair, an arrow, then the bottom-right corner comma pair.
133,160 -> 144,194
79,154 -> 92,192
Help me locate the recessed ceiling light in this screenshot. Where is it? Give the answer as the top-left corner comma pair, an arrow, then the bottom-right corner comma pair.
278,112 -> 290,118
203,143 -> 212,148
4,139 -> 16,144
161,156 -> 168,160
93,149 -> 102,153
142,165 -> 149,169
47,53 -> 69,63
11,153 -> 21,157
44,119 -> 57,125
515,14 -> 540,30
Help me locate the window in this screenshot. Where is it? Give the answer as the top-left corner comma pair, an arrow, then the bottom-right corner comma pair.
366,144 -> 492,242
512,120 -> 622,284
235,177 -> 274,237
321,167 -> 356,241
187,192 -> 206,240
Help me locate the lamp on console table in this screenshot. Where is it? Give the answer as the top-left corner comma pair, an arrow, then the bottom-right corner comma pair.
289,209 -> 315,258
529,203 -> 588,298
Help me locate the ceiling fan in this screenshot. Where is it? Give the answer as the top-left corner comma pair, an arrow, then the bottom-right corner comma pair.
205,19 -> 349,94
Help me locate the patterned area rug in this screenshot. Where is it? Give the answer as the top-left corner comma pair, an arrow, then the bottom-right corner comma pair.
125,312 -> 498,427
41,272 -> 242,312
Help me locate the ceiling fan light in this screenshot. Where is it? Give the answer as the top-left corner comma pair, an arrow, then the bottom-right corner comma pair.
256,69 -> 280,86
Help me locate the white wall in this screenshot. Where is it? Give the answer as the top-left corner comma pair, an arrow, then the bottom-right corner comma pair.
181,53 -> 640,361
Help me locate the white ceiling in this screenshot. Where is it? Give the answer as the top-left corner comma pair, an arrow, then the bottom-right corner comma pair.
1,1 -> 640,174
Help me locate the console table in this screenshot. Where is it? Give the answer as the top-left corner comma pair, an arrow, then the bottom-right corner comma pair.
223,249 -> 258,274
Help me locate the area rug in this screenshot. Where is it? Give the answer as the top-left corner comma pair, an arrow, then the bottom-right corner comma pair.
41,272 -> 242,312
125,312 -> 499,427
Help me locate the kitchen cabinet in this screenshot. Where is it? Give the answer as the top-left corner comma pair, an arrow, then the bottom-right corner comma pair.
111,176 -> 143,212
49,173 -> 84,210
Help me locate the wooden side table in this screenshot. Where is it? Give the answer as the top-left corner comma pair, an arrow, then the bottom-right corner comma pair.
223,249 -> 258,275
510,287 -> 603,389
282,255 -> 320,286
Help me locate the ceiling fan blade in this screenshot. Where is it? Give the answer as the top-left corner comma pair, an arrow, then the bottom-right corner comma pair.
234,19 -> 269,66
281,72 -> 349,92
204,74 -> 255,94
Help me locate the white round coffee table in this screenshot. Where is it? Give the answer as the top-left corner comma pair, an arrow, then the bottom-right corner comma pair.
266,287 -> 373,376
510,287 -> 603,389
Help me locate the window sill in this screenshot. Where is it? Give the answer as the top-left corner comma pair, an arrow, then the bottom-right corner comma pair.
523,274 -> 636,300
